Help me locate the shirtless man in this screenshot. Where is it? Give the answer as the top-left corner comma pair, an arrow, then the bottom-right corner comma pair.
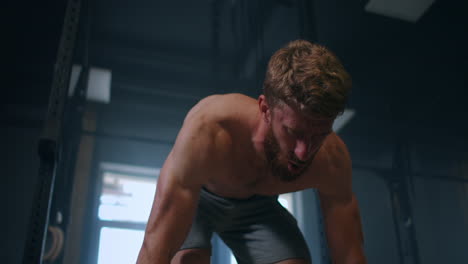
137,40 -> 366,264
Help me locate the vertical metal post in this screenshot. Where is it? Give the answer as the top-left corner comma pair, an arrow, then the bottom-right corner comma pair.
22,0 -> 81,263
388,141 -> 421,264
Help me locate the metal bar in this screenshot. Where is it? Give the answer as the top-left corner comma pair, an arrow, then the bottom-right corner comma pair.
22,0 -> 81,263
390,142 -> 421,264
387,181 -> 405,264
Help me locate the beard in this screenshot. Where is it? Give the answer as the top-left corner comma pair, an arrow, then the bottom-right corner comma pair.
264,126 -> 311,182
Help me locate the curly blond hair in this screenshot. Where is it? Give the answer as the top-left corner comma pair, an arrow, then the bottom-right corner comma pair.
263,40 -> 351,118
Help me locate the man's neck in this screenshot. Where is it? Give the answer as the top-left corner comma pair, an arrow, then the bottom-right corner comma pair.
250,111 -> 269,170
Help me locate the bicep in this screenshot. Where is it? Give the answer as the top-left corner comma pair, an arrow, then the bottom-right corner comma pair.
319,191 -> 362,230
148,118 -> 220,218
141,151 -> 202,258
318,161 -> 362,246
319,191 -> 365,263
148,150 -> 202,228
137,152 -> 203,262
317,137 -> 366,262
143,119 -> 223,256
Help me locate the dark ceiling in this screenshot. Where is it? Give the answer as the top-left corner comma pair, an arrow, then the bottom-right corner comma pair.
5,0 -> 468,137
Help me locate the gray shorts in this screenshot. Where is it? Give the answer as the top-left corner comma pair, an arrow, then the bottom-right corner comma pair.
180,187 -> 311,264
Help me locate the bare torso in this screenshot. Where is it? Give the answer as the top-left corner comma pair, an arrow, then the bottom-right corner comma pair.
191,93 -> 343,199
137,93 -> 362,264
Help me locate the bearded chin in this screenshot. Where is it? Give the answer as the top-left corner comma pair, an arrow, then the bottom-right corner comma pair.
264,129 -> 302,182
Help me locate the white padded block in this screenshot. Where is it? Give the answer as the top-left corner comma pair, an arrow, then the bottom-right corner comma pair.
87,67 -> 111,104
68,65 -> 112,104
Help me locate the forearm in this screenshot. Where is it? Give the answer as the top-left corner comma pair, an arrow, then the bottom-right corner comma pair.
321,194 -> 367,264
137,234 -> 176,264
137,238 -> 172,264
337,244 -> 366,264
326,231 -> 366,264
137,180 -> 200,263
137,214 -> 194,264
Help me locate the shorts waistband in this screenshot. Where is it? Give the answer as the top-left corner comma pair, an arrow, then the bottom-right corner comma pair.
201,186 -> 277,204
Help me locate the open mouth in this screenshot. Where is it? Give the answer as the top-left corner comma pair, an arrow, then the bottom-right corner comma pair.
288,161 -> 302,173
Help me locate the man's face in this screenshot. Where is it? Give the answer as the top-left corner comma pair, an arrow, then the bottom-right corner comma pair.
264,103 -> 334,182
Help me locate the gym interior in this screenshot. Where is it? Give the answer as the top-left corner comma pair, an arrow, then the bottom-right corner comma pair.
4,0 -> 468,263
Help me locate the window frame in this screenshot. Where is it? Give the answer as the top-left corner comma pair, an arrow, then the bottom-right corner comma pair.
88,162 -> 159,264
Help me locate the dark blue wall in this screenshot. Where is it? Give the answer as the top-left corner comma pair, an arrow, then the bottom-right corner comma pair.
3,127 -> 42,264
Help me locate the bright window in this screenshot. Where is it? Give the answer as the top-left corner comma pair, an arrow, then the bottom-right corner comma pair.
97,228 -> 145,264
95,165 -> 158,264
278,192 -> 294,214
98,172 -> 156,222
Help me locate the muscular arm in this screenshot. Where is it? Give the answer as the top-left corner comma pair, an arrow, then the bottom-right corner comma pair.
319,191 -> 366,264
137,110 -> 227,264
317,135 -> 366,264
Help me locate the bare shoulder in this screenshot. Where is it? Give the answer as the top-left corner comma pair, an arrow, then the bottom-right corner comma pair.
316,133 -> 353,197
324,133 -> 351,170
173,92 -> 254,170
186,93 -> 255,121
168,97 -> 233,187
182,93 -> 253,139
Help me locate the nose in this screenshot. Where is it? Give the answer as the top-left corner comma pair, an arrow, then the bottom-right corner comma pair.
294,139 -> 310,162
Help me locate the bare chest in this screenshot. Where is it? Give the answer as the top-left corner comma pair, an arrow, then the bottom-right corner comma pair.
204,154 -> 323,199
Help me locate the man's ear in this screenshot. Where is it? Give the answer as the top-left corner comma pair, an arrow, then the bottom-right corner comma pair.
258,95 -> 271,123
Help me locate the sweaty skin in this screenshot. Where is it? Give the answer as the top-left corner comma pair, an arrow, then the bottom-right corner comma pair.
137,93 -> 366,264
